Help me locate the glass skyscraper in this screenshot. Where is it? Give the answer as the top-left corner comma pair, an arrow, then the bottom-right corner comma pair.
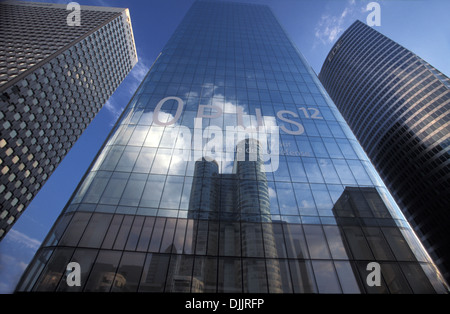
0,1 -> 138,240
16,1 -> 448,293
319,20 -> 450,283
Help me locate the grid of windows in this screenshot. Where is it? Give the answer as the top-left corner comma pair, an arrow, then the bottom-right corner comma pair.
0,2 -> 138,239
17,1 -> 448,293
319,20 -> 450,283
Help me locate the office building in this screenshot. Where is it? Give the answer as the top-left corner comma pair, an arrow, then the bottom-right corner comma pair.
0,1 -> 138,239
319,20 -> 450,282
16,1 -> 448,293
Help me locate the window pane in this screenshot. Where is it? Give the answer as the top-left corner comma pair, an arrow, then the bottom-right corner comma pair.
160,218 -> 176,253
99,172 -> 129,205
219,221 -> 241,257
269,259 -> 292,293
335,138 -> 358,159
34,248 -> 74,291
160,176 -> 184,209
342,226 -> 374,260
263,223 -> 287,258
79,213 -> 113,248
363,227 -> 395,260
347,160 -> 372,185
119,173 -> 147,206
309,138 -> 328,158
275,182 -> 298,215
334,261 -> 361,293
113,215 -> 134,250
312,261 -> 342,293
115,146 -> 140,172
241,222 -> 264,257
242,258 -> 268,293
400,263 -> 435,293
82,171 -> 112,204
125,216 -> 145,251
102,215 -> 123,249
310,184 -> 334,216
304,225 -> 331,259
57,248 -> 98,292
140,174 -> 165,208
59,212 -> 91,246
322,138 -> 343,158
138,253 -> 170,292
193,256 -> 217,292
194,220 -> 209,255
317,158 -> 341,184
303,158 -> 324,183
144,126 -> 164,147
381,263 -> 412,293
166,255 -> 194,292
112,252 -> 146,292
148,217 -> 165,252
292,183 -> 318,216
218,257 -> 242,293
323,225 -> 349,259
84,251 -> 122,292
332,159 -> 356,185
284,224 -> 309,259
288,260 -> 317,293
99,146 -> 125,171
286,156 -> 307,182
128,125 -> 149,146
381,227 -> 415,261
136,216 -> 155,252
133,147 -> 156,173
151,148 -> 172,175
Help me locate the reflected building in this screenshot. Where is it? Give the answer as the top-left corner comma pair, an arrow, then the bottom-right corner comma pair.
319,20 -> 450,282
16,1 -> 448,293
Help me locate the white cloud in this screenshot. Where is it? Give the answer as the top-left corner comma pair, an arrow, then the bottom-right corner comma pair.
6,229 -> 41,251
130,57 -> 150,84
314,0 -> 363,45
103,99 -> 122,121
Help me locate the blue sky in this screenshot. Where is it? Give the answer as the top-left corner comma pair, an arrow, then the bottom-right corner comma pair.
0,0 -> 449,293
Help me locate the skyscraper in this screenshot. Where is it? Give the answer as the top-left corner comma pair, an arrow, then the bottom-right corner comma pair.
16,1 -> 448,293
318,20 -> 450,282
0,1 -> 138,239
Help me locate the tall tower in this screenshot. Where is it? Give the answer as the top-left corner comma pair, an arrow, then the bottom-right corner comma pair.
0,1 -> 138,239
319,20 -> 450,282
16,1 -> 448,293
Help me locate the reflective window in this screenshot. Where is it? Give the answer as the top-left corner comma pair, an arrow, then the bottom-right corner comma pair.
138,253 -> 170,292
112,252 -> 146,292
312,261 -> 342,293
84,250 -> 122,292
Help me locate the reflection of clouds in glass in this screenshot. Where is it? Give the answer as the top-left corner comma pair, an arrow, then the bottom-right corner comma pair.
268,186 -> 277,199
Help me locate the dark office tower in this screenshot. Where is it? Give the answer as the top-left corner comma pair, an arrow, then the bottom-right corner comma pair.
16,1 -> 448,293
0,1 -> 138,239
318,20 -> 450,282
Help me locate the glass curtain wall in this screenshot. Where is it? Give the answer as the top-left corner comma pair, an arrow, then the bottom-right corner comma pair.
16,1 -> 448,293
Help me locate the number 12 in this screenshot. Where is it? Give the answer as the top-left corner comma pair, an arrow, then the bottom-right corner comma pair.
298,107 -> 323,119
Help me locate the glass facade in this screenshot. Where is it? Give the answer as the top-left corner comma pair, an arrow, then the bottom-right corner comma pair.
0,1 -> 138,239
319,20 -> 450,283
16,1 -> 448,293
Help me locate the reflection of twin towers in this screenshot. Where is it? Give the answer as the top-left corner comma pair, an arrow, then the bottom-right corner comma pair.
189,138 -> 271,221
184,139 -> 284,292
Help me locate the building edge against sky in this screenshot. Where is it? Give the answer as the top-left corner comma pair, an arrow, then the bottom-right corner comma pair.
318,20 -> 450,283
16,1 -> 448,293
0,1 -> 138,240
